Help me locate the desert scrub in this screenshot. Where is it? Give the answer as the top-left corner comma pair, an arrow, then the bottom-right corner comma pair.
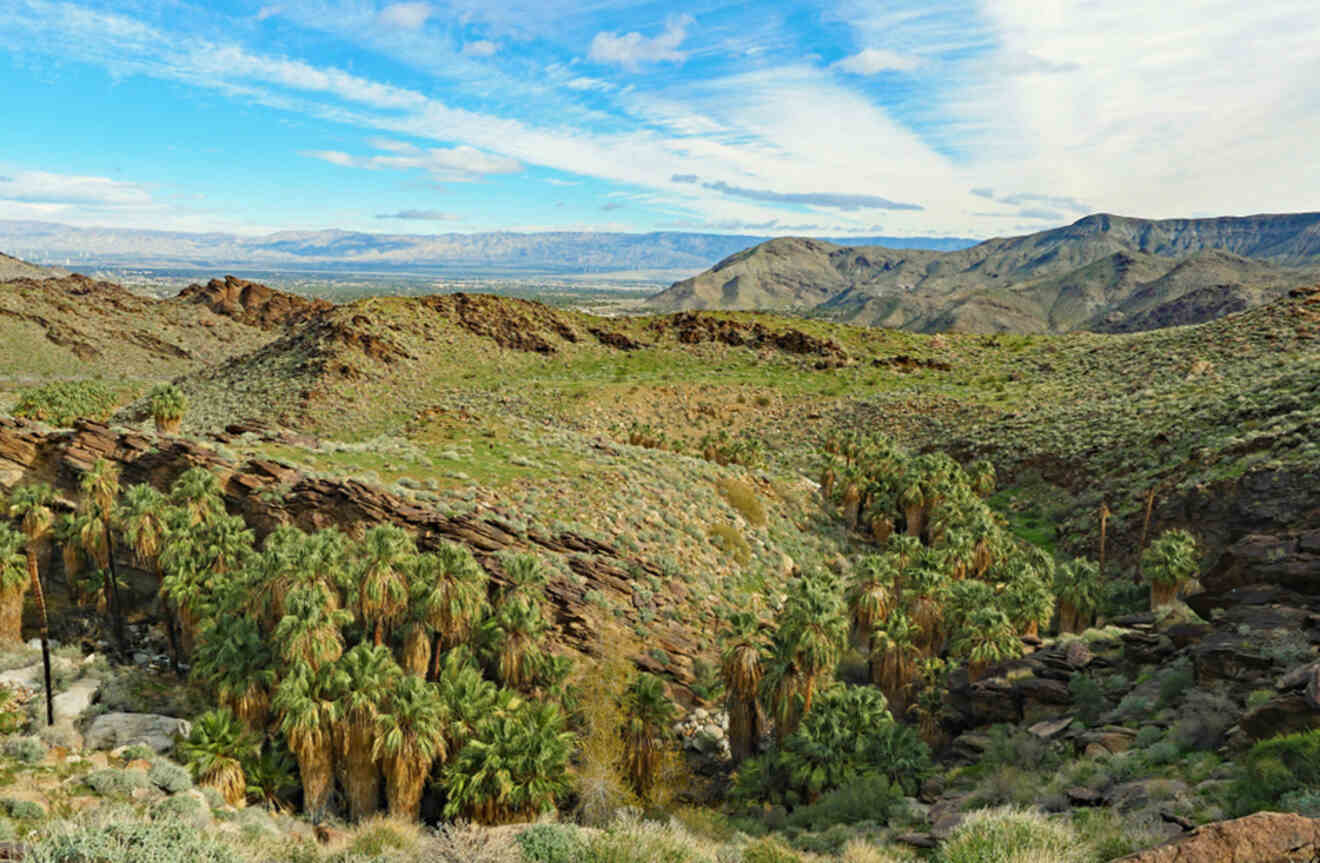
716,477 -> 768,527
84,767 -> 151,796
1230,728 -> 1320,815
516,823 -> 589,863
937,806 -> 1089,863
150,793 -> 209,825
3,736 -> 46,764
25,813 -> 241,863
148,760 -> 193,793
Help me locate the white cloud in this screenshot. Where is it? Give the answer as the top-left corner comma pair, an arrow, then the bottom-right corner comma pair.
378,2 -> 432,31
831,48 -> 921,75
588,14 -> 692,71
190,43 -> 427,110
255,6 -> 281,22
376,209 -> 460,220
0,170 -> 153,206
461,40 -> 497,57
306,142 -> 521,180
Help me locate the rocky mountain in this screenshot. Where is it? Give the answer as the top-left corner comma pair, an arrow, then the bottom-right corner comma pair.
0,220 -> 976,274
647,213 -> 1320,333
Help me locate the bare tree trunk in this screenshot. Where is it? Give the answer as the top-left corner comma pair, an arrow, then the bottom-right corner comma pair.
103,524 -> 127,656
1139,487 -> 1156,553
1098,503 -> 1110,579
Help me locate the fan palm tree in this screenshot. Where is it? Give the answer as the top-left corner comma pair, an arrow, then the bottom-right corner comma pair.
274,665 -> 339,820
846,555 -> 896,682
764,571 -> 846,743
160,510 -> 255,656
620,671 -> 677,801
190,615 -> 276,731
149,384 -> 187,434
168,466 -> 225,527
354,525 -> 414,646
1142,529 -> 1200,609
442,700 -> 572,824
179,708 -> 258,806
373,673 -> 450,819
405,544 -> 489,678
720,611 -> 766,763
483,597 -> 547,691
79,459 -> 126,651
1055,558 -> 1101,634
118,484 -> 180,670
0,525 -> 28,645
328,643 -> 402,821
7,484 -> 56,725
871,609 -> 919,719
953,607 -> 1020,682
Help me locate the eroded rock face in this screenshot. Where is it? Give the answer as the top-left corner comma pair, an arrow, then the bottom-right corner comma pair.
1112,811 -> 1320,863
175,276 -> 332,330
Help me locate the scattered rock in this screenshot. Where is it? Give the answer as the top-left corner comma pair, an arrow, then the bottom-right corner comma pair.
1066,786 -> 1103,807
84,713 -> 191,753
896,832 -> 937,849
1028,716 -> 1074,740
1239,694 -> 1320,741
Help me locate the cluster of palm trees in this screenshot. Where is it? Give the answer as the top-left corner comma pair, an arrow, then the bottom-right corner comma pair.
721,433 -> 1105,760
1,463 -> 590,824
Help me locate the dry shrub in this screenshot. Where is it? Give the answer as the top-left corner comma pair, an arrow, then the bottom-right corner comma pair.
839,839 -> 919,863
430,821 -> 520,863
707,523 -> 752,565
572,647 -> 638,826
716,478 -> 768,527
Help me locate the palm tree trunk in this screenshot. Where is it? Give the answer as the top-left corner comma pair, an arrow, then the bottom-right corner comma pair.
158,569 -> 182,676
26,550 -> 53,726
428,633 -> 443,682
1139,487 -> 1156,553
344,728 -> 381,821
384,751 -> 430,819
296,736 -> 334,820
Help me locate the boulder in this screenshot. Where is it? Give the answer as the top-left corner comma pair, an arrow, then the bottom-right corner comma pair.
1111,811 -> 1320,863
52,679 -> 101,723
84,713 -> 191,753
1239,694 -> 1320,741
1079,725 -> 1138,754
1028,716 -> 1074,740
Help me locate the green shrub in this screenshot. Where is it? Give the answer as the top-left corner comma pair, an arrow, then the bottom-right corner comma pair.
1246,689 -> 1274,709
84,768 -> 150,796
1132,726 -> 1163,749
150,793 -> 208,824
4,736 -> 46,764
785,775 -> 902,831
517,823 -> 589,863
147,761 -> 192,794
1169,690 -> 1236,751
13,380 -> 121,426
1231,729 -> 1320,815
938,807 -> 1088,863
26,816 -> 241,862
1156,658 -> 1194,708
120,744 -> 156,762
2,799 -> 44,819
982,725 -> 1063,773
742,837 -> 803,863
1068,674 -> 1106,726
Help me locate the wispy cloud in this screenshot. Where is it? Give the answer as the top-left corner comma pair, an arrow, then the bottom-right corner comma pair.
461,40 -> 497,57
305,143 -> 521,179
0,170 -> 153,206
588,14 -> 693,71
831,48 -> 921,75
375,209 -> 460,220
377,3 -> 432,31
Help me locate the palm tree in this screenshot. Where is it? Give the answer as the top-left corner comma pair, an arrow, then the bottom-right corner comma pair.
354,525 -> 414,646
952,607 -> 1020,682
190,615 -> 276,731
0,525 -> 29,645
274,665 -> 338,820
846,555 -> 896,683
1055,558 -> 1101,634
405,545 -> 489,678
160,509 -> 254,656
7,484 -> 56,726
179,708 -> 258,806
329,643 -> 402,821
620,671 -> 677,801
898,479 -> 925,539
871,609 -> 919,719
1142,529 -> 1200,609
119,484 -> 180,670
764,571 -> 846,742
80,459 -> 126,651
442,700 -> 573,824
483,597 -> 547,691
168,466 -> 225,527
148,384 -> 187,434
373,673 -> 450,819
720,611 -> 766,763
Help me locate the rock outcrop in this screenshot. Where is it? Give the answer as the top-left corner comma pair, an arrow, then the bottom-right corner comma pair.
174,275 -> 332,330
1112,812 -> 1320,863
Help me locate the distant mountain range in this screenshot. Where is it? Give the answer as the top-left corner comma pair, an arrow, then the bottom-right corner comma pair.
0,220 -> 976,275
645,213 -> 1320,333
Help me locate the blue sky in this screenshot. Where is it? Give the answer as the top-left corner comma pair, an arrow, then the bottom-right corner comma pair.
1,0 -> 1318,237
